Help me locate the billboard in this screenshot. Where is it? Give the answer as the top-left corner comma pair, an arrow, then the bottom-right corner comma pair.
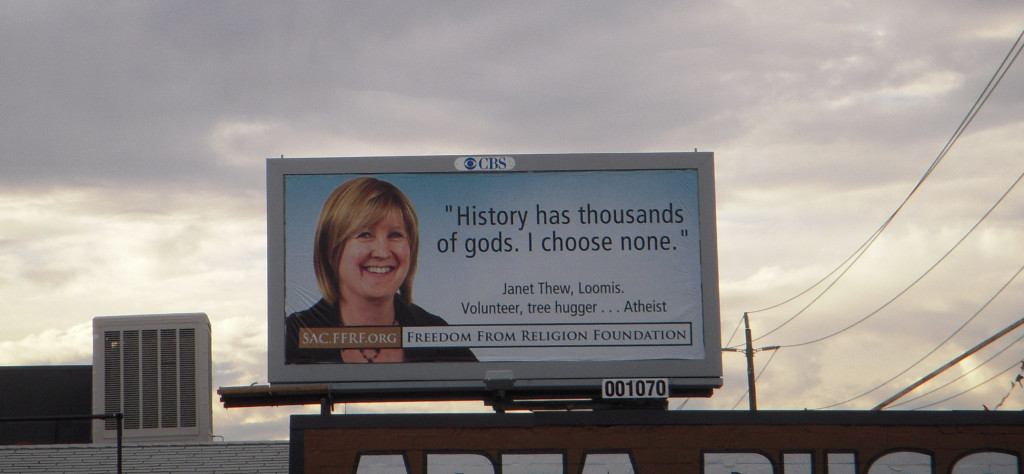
267,153 -> 721,400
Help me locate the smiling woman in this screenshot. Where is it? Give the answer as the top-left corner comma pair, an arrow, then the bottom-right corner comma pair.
284,177 -> 476,364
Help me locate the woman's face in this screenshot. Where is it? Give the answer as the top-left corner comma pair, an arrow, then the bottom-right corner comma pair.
337,210 -> 411,305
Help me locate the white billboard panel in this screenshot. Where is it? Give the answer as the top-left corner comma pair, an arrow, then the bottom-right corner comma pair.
267,153 -> 722,400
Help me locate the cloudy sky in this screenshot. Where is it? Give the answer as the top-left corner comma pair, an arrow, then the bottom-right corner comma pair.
2,2 -> 1023,440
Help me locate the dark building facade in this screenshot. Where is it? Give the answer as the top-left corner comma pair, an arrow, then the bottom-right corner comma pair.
0,365 -> 92,445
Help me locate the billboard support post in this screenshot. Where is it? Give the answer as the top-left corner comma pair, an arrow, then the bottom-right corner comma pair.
320,397 -> 333,416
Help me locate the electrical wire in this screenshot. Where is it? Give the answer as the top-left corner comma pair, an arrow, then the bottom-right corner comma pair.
992,362 -> 1024,410
892,332 -> 1024,409
739,27 -> 1024,344
726,29 -> 1024,411
749,233 -> 876,316
724,234 -> 875,349
810,260 -> 1024,409
723,316 -> 745,349
780,167 -> 1024,349
749,223 -> 884,346
751,238 -> 874,342
724,236 -> 875,348
909,357 -> 1024,410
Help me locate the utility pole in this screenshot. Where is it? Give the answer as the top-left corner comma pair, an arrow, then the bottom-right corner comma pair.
723,313 -> 779,411
743,313 -> 757,411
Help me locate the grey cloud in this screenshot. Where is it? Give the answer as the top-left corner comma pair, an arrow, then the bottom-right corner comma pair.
2,1 -> 1019,193
1,1 -> 1023,429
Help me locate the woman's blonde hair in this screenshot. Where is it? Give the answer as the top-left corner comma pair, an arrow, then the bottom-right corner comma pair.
313,177 -> 419,306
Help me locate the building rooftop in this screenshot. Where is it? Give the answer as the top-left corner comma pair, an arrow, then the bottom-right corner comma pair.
0,441 -> 288,473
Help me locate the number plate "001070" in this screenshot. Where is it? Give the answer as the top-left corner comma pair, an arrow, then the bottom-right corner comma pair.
601,378 -> 669,399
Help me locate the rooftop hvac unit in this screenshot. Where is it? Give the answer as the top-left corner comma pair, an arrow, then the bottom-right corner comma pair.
92,313 -> 212,443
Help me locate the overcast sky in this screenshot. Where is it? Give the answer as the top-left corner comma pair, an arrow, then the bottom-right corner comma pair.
2,1 -> 1023,441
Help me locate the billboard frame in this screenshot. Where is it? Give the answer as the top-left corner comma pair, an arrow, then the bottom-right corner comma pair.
266,152 -> 722,403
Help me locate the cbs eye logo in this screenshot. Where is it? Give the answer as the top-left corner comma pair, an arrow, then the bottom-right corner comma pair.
455,156 -> 516,172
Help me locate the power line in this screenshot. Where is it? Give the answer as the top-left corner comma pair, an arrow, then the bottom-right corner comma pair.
751,239 -> 873,343
725,28 -> 1024,412
725,235 -> 876,349
723,315 -> 745,349
873,316 -> 1024,410
892,333 -> 1024,409
813,260 -> 1024,409
991,362 -> 1024,410
910,358 -> 1024,410
780,167 -> 1024,349
739,27 -> 1024,345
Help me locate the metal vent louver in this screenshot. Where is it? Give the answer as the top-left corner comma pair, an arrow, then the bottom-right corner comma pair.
102,328 -> 199,431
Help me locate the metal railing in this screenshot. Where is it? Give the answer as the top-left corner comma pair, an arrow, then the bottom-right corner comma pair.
0,413 -> 123,474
